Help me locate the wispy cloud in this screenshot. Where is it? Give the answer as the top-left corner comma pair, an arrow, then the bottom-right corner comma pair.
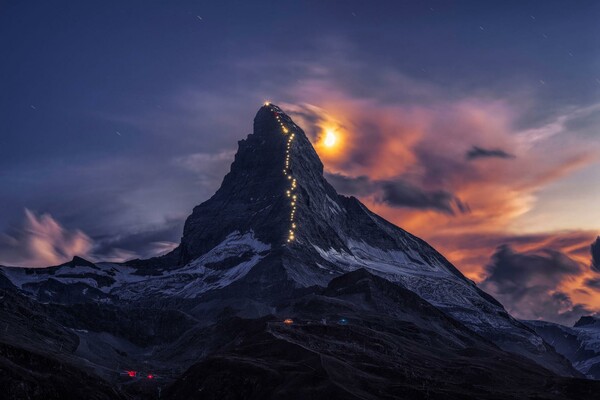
0,209 -> 93,267
0,210 -> 179,267
326,172 -> 468,215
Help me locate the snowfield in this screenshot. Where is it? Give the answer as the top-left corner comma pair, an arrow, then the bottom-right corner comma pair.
0,231 -> 270,301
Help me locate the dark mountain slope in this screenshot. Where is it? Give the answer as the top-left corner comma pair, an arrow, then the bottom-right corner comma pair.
527,316 -> 600,379
164,270 -> 600,400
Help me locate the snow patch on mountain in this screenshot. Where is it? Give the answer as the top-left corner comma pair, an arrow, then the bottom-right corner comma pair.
182,230 -> 270,272
527,319 -> 600,379
313,240 -> 523,333
1,231 -> 270,301
114,231 -> 270,300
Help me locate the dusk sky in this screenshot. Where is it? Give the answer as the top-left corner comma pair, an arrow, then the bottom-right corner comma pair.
1,1 -> 599,324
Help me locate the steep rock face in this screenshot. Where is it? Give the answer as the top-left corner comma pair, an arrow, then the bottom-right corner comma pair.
527,317 -> 600,379
179,105 -> 304,262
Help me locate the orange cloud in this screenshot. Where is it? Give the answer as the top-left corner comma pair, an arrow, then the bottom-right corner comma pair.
282,77 -> 600,320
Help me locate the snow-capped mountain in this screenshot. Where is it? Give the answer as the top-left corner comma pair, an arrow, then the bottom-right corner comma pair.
527,316 -> 600,379
150,103 -> 579,374
2,103 -> 595,398
0,103 -> 576,376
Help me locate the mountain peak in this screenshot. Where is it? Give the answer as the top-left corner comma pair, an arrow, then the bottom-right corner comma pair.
178,103 -> 328,263
174,104 -> 479,290
574,315 -> 600,328
253,103 -> 291,136
57,256 -> 96,268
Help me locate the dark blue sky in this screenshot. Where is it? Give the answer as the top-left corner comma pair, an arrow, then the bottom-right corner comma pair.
1,1 -> 599,319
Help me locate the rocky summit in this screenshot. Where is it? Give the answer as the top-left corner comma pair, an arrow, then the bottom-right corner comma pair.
0,104 -> 598,399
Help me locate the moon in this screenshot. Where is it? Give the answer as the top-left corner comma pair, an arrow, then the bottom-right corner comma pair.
323,130 -> 337,148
